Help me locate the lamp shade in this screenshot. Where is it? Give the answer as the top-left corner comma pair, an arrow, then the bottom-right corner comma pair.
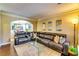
72,19 -> 78,24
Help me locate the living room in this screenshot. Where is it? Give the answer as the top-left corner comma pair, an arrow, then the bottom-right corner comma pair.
0,3 -> 79,56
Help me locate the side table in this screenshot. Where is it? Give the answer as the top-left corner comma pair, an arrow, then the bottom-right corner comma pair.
68,49 -> 78,56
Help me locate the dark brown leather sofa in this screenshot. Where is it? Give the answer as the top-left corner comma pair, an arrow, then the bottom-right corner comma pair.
14,31 -> 69,55
33,32 -> 69,54
14,31 -> 33,45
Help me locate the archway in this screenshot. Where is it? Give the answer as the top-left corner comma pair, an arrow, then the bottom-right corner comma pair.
10,20 -> 33,41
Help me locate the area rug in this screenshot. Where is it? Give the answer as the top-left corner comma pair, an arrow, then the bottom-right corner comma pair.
14,42 -> 61,56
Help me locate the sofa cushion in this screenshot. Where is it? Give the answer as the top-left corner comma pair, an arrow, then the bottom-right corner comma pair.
39,38 -> 51,44
45,35 -> 53,40
50,35 -> 54,41
17,35 -> 26,38
54,35 -> 59,43
49,41 -> 63,51
40,34 -> 43,37
19,38 -> 28,42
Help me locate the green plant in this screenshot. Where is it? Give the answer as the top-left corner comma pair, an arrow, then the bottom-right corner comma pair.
69,46 -> 78,55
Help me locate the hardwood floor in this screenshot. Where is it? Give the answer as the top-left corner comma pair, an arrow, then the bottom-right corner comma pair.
0,44 -> 17,56
0,42 -> 61,56
14,42 -> 61,56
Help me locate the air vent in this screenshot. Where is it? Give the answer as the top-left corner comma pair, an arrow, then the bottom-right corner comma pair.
57,3 -> 62,5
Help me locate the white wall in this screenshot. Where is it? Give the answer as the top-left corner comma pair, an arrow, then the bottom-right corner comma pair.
0,14 -> 1,40
1,14 -> 24,42
0,13 -> 36,42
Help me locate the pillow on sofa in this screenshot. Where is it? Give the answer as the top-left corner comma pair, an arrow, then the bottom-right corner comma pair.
54,35 -> 59,43
59,37 -> 65,44
33,33 -> 37,38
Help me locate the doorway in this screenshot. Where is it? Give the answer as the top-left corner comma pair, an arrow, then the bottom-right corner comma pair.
10,20 -> 33,42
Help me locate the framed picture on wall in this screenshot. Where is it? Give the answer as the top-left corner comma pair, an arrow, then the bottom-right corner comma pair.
42,22 -> 46,31
48,21 -> 52,31
56,20 -> 62,31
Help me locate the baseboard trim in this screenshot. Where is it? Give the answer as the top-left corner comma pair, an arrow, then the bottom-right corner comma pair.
0,42 -> 11,47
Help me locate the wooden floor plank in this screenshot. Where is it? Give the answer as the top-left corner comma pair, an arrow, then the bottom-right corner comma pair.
0,44 -> 17,56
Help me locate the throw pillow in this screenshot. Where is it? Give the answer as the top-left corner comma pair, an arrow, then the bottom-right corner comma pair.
33,33 -> 37,38
59,37 -> 65,44
54,35 -> 59,43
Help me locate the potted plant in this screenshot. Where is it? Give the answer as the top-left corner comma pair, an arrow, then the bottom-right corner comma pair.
69,46 -> 78,56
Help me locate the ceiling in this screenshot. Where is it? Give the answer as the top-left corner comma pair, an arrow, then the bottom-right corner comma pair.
0,3 -> 79,19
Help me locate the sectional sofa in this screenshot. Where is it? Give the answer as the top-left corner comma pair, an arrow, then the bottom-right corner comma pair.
14,31 -> 69,55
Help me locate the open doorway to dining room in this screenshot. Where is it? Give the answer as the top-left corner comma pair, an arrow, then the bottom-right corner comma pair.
10,20 -> 33,42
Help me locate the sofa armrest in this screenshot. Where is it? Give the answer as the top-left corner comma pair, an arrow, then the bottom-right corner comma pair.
15,38 -> 19,45
62,42 -> 69,55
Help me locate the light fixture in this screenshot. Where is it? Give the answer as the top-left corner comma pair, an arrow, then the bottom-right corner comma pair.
72,19 -> 78,24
